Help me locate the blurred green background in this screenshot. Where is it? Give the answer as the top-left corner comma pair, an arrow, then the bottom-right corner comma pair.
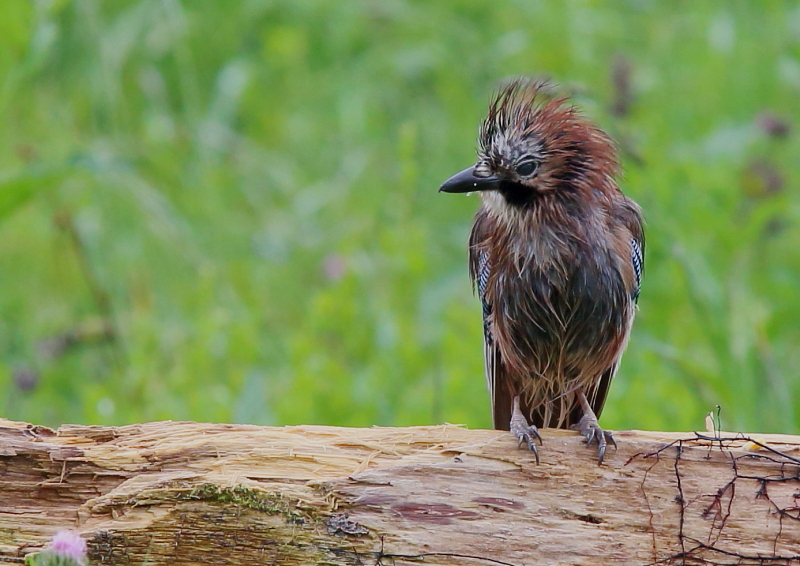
1,0 -> 798,433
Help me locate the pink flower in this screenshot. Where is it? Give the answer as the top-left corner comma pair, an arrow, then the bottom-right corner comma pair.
49,531 -> 87,565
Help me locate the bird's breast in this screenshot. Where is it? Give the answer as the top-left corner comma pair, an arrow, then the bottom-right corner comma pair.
486,222 -> 630,378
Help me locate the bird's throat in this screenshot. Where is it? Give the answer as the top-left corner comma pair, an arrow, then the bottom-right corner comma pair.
481,187 -> 540,231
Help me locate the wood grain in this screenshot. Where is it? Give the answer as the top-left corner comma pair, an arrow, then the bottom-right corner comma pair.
1,419 -> 799,565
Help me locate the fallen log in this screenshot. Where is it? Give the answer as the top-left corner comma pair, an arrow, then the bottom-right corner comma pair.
1,419 -> 799,565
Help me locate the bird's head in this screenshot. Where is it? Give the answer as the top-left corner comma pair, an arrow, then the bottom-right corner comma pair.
440,78 -> 619,210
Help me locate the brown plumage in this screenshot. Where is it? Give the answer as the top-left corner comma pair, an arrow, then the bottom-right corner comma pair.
440,78 -> 644,464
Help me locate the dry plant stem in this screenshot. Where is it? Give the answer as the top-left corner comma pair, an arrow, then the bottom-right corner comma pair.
1,419 -> 800,566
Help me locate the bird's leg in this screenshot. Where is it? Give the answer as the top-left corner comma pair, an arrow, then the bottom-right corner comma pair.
510,395 -> 541,464
571,391 -> 616,465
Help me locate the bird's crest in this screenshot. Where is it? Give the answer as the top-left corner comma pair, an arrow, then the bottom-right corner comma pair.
477,77 -> 620,198
479,78 -> 560,153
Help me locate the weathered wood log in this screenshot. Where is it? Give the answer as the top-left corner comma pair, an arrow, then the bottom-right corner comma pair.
1,418 -> 799,565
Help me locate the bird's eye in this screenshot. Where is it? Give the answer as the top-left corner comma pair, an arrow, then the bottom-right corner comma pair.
515,161 -> 538,177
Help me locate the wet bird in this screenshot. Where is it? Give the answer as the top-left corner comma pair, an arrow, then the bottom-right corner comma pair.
440,79 -> 643,464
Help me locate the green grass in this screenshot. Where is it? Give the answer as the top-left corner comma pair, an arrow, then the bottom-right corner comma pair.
1,0 -> 798,433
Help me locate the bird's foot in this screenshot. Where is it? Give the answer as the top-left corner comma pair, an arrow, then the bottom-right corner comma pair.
571,412 -> 616,465
510,396 -> 541,464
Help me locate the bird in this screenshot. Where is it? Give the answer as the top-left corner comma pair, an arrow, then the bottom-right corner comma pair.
439,78 -> 643,464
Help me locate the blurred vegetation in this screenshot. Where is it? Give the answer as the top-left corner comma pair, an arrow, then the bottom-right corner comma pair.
1,0 -> 799,433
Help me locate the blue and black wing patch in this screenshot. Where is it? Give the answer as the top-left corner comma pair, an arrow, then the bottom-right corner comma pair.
477,251 -> 492,340
631,238 -> 643,303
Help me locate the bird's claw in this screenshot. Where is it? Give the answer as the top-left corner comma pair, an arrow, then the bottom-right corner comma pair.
510,395 -> 541,464
511,417 -> 541,464
571,414 -> 616,465
514,426 -> 541,464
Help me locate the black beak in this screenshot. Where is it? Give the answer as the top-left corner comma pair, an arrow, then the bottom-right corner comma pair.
439,166 -> 501,194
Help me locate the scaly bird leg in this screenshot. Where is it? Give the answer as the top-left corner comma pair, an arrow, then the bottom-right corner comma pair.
571,391 -> 617,465
510,396 -> 541,464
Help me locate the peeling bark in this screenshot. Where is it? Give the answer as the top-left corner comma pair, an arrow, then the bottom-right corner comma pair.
1,419 -> 799,565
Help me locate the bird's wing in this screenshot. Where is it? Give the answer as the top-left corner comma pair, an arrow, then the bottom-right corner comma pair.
469,210 -> 513,430
631,229 -> 644,303
623,198 -> 645,303
588,197 -> 645,419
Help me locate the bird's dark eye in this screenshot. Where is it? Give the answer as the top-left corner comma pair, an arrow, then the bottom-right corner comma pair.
515,161 -> 538,177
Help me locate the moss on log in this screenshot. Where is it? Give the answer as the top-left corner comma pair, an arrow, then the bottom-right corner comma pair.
1,419 -> 799,565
